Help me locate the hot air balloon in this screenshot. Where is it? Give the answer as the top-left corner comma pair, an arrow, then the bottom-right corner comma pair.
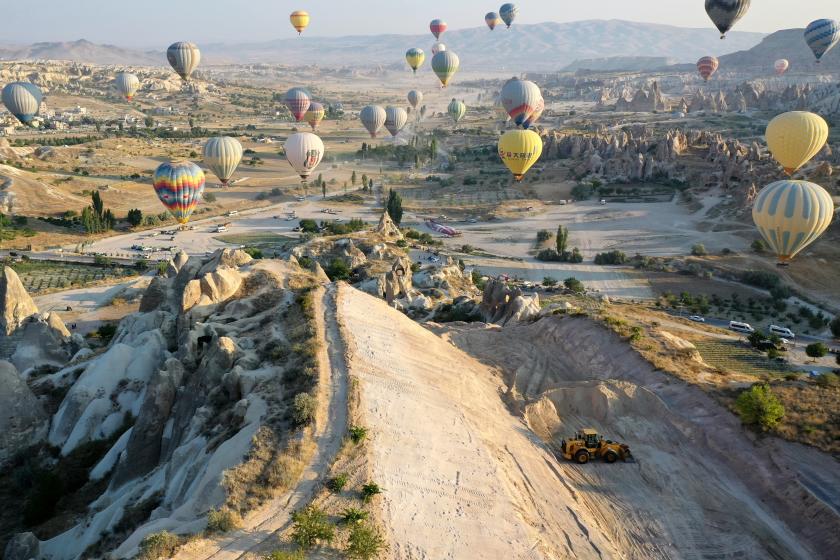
153,161 -> 205,225
431,42 -> 446,56
407,90 -> 423,110
167,42 -> 201,81
203,136 -> 243,187
774,59 -> 790,76
115,72 -> 140,101
432,51 -> 459,88
285,87 -> 311,122
384,106 -> 408,137
430,19 -> 447,40
696,56 -> 720,82
284,132 -> 324,181
804,19 -> 840,63
705,0 -> 750,39
501,77 -> 542,127
485,12 -> 501,30
766,111 -> 829,175
499,3 -> 518,28
360,105 -> 386,138
305,102 -> 325,131
499,130 -> 542,181
290,10 -> 310,35
448,98 -> 466,125
405,48 -> 426,74
752,180 -> 834,262
522,97 -> 545,129
2,82 -> 43,126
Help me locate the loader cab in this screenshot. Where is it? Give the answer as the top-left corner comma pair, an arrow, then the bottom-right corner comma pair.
582,429 -> 600,448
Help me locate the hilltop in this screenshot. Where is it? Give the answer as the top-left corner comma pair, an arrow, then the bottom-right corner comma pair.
719,28 -> 840,72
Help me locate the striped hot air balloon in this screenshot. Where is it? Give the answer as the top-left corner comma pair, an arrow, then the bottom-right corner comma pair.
285,87 -> 311,122
499,3 -> 519,29
432,51 -> 459,88
284,132 -> 324,181
447,98 -> 466,125
805,19 -> 840,63
431,42 -> 446,56
167,42 -> 201,81
305,102 -> 326,131
430,19 -> 447,40
705,0 -> 751,39
153,161 -> 205,225
765,111 -> 828,174
203,136 -> 243,186
774,59 -> 790,76
384,106 -> 408,137
696,56 -> 720,81
752,180 -> 834,262
485,12 -> 501,30
2,82 -> 43,126
407,90 -> 423,110
360,105 -> 386,138
522,97 -> 545,129
290,10 -> 310,35
405,48 -> 425,74
115,72 -> 140,101
501,77 -> 541,127
499,129 -> 543,181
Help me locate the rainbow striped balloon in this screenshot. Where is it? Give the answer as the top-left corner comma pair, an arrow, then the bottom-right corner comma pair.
153,161 -> 205,224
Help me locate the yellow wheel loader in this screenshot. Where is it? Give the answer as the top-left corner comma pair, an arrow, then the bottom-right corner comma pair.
561,428 -> 632,464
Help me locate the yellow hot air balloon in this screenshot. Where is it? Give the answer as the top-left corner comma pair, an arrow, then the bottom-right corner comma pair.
290,10 -> 310,35
498,130 -> 542,181
765,111 -> 829,175
405,48 -> 425,74
752,180 -> 834,262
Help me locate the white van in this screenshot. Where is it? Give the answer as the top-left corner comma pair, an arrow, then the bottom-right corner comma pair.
769,325 -> 795,339
729,321 -> 755,334
214,225 -> 227,233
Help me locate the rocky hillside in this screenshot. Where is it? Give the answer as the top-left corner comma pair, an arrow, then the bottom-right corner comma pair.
719,28 -> 840,72
0,40 -> 160,66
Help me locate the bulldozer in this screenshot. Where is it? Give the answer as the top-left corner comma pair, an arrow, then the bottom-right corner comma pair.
560,428 -> 632,464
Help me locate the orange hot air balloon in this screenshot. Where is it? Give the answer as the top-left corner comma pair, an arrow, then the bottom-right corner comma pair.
697,56 -> 719,82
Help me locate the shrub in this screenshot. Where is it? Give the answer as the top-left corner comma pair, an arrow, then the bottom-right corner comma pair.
346,523 -> 387,560
805,342 -> 829,362
325,258 -> 350,281
815,373 -> 839,388
23,470 -> 63,526
690,243 -> 708,256
542,276 -> 558,287
138,531 -> 181,560
361,482 -> 382,503
328,473 -> 349,493
244,247 -> 264,259
291,505 -> 335,549
341,507 -> 369,524
203,192 -> 217,203
349,426 -> 368,444
629,326 -> 644,342
471,269 -> 486,291
735,384 -> 785,430
751,239 -> 767,253
830,316 -> 840,338
536,249 -> 562,262
299,218 -> 319,233
536,229 -> 552,244
594,250 -> 627,265
206,508 -> 242,534
293,393 -> 318,426
564,277 -> 585,294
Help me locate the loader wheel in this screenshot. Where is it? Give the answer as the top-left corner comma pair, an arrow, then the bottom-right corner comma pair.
574,450 -> 590,464
604,451 -> 618,463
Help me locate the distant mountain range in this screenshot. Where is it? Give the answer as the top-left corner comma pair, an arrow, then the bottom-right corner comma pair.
718,28 -> 840,72
562,56 -> 677,73
0,20 -> 765,71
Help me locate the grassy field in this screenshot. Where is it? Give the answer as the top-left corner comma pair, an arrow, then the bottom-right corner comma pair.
693,339 -> 791,377
7,260 -> 137,293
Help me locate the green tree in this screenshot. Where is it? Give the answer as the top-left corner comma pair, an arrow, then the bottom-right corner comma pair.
691,243 -> 708,256
830,316 -> 840,338
751,239 -> 767,253
127,208 -> 143,227
430,137 -> 438,159
735,384 -> 785,430
346,523 -> 387,560
556,224 -> 569,255
564,277 -> 585,294
351,170 -> 357,186
91,191 -> 104,218
542,276 -> 557,287
322,181 -> 326,199
361,173 -> 368,188
805,342 -> 829,362
291,506 -> 334,550
386,189 -> 403,225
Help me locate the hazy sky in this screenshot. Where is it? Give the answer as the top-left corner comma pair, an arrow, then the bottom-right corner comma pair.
3,0 -> 837,46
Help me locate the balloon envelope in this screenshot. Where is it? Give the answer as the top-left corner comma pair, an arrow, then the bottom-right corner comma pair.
499,3 -> 518,28
498,129 -> 542,181
2,82 -> 43,125
203,136 -> 243,186
405,48 -> 425,74
766,111 -> 829,174
431,42 -> 446,56
360,105 -> 386,138
167,42 -> 201,81
305,102 -> 325,131
407,90 -> 423,109
696,56 -> 720,81
704,0 -> 750,38
285,87 -> 311,122
485,12 -> 500,30
115,72 -> 140,101
285,132 -> 324,180
522,97 -> 545,129
153,161 -> 205,224
430,19 -> 447,39
501,77 -> 542,127
290,10 -> 310,34
804,19 -> 840,62
774,59 -> 790,76
448,98 -> 466,124
384,106 -> 408,137
432,51 -> 460,88
752,180 -> 834,261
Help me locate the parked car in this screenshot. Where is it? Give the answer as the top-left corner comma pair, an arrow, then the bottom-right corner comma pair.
688,315 -> 705,323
